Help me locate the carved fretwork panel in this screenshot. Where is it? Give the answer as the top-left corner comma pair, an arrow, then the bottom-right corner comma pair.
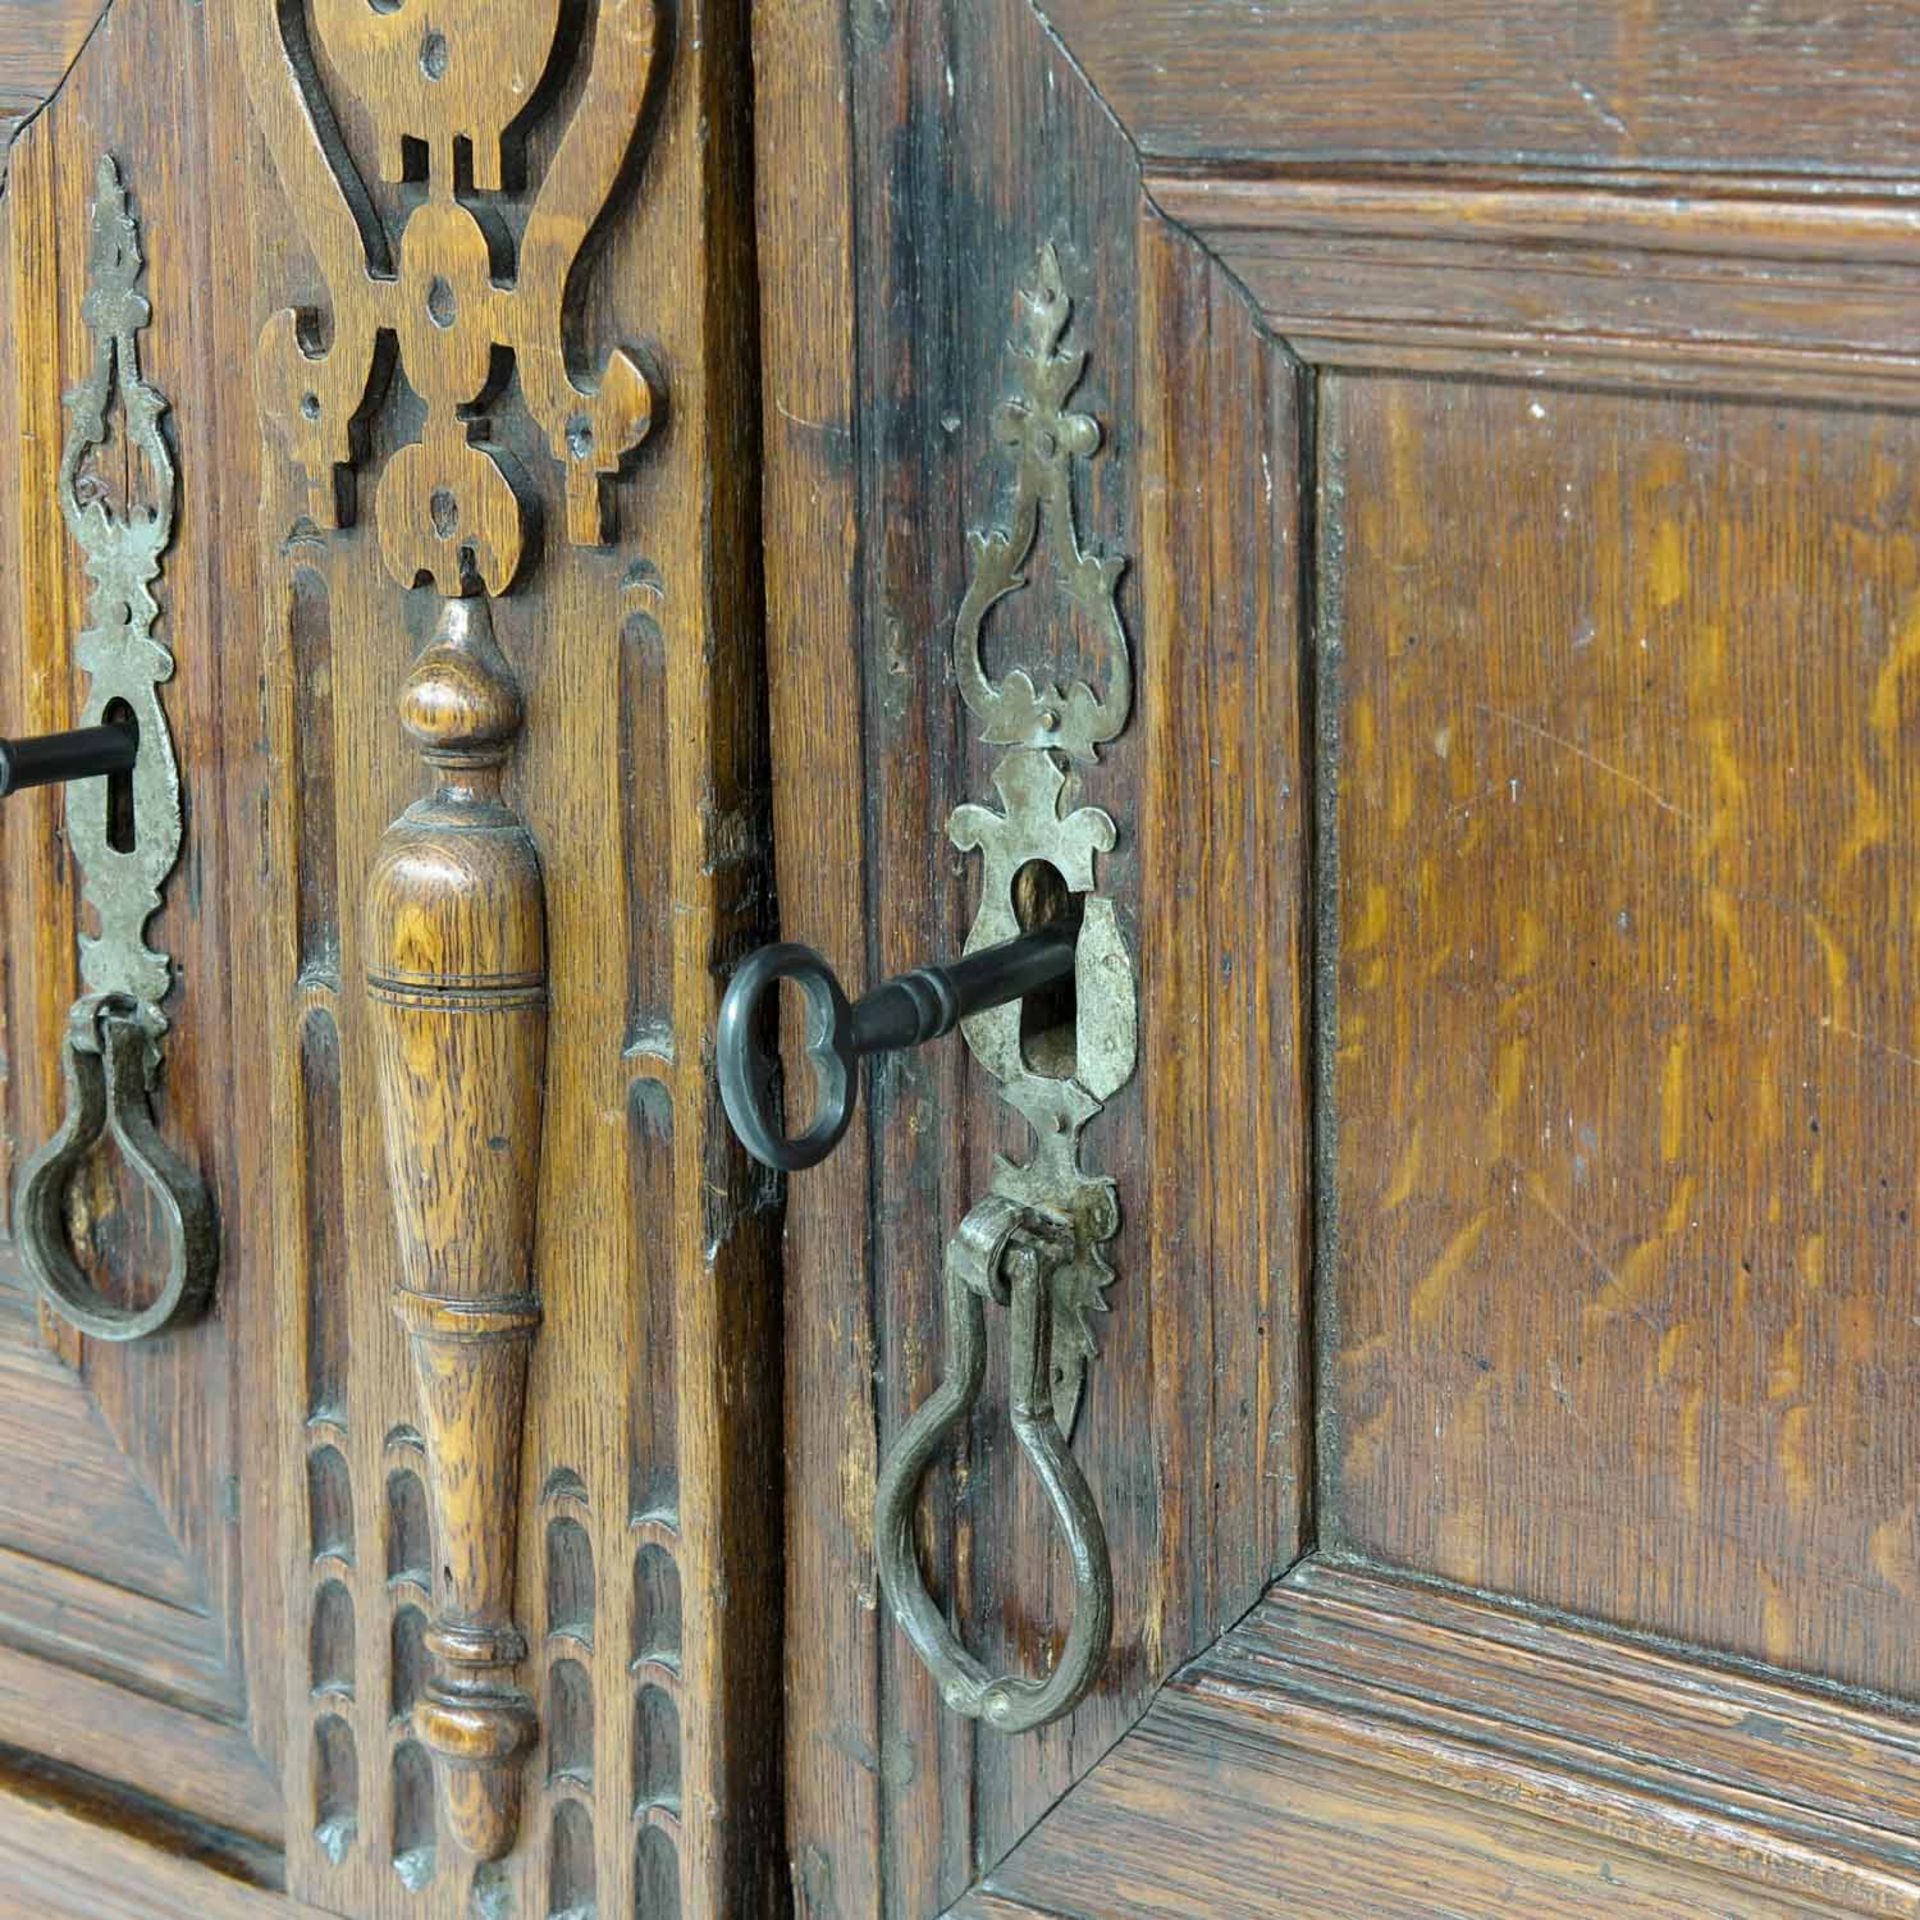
235,0 -> 777,1909
243,0 -> 663,591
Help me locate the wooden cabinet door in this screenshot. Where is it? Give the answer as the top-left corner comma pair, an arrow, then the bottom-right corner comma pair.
0,0 -> 286,1866
6,1 -> 1919,1914
0,0 -> 779,1913
756,2 -> 1920,1915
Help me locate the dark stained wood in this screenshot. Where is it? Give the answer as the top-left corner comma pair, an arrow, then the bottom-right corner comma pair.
6,0 -> 1920,1908
762,5 -> 1920,1916
1040,0 -> 1920,181
961,1560 -> 1920,1919
0,1769 -> 296,1919
1218,1563 -> 1920,1907
4,0 -> 780,1907
750,4 -> 882,1913
1326,372 -> 1920,1698
1134,204 -> 1311,1672
756,1 -> 1310,1909
229,0 -> 781,1902
0,1642 -> 281,1843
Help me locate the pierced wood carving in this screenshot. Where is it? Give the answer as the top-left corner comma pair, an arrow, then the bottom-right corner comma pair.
238,0 -> 667,1864
237,0 -> 664,589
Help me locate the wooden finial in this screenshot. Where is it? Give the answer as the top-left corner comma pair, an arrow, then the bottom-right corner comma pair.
366,592 -> 548,1859
397,595 -> 525,765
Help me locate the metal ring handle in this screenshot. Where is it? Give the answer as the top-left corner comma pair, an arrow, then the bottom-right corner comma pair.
873,1195 -> 1113,1733
16,1003 -> 218,1341
716,942 -> 856,1173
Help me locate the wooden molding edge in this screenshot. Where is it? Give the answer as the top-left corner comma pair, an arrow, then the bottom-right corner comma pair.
959,1558 -> 1920,1917
1151,172 -> 1920,406
0,1637 -> 282,1846
0,0 -> 112,168
1031,0 -> 1920,187
0,1764 -> 294,1919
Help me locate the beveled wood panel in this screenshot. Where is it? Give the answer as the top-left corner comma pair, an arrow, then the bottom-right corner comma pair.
0,1770 -> 293,1919
1325,371 -> 1920,1695
0,1290 -> 210,1612
0,1643 -> 281,1842
959,1560 -> 1920,1918
1041,0 -> 1920,182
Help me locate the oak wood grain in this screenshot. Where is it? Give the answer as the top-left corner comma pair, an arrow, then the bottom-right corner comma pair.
9,0 -> 1920,1911
1325,372 -> 1920,1697
7,0 -> 772,1902
1039,0 -> 1920,182
0,0 -> 104,159
0,0 -> 288,1850
965,1561 -> 1920,1918
1150,175 -> 1920,406
756,1 -> 1309,1908
367,597 -> 548,1862
0,1767 -> 294,1919
750,4 -> 882,1912
230,0 -> 780,1905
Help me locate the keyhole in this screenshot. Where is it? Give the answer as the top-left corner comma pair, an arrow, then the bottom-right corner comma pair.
103,699 -> 138,854
1013,859 -> 1082,1080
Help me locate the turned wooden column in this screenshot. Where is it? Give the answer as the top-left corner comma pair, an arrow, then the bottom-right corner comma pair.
366,593 -> 546,1860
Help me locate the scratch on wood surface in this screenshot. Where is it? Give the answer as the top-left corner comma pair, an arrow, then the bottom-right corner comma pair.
1820,1015 -> 1920,1074
1521,1175 -> 1621,1297
1475,702 -> 1699,827
1566,75 -> 1630,138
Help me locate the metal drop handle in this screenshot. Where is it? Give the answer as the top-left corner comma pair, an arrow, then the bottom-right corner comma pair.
874,1194 -> 1112,1732
11,157 -> 216,1343
715,923 -> 1077,1172
710,247 -> 1134,1740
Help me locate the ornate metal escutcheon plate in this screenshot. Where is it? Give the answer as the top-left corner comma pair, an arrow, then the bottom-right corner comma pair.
16,155 -> 217,1344
952,241 -> 1137,1443
873,243 -> 1137,1733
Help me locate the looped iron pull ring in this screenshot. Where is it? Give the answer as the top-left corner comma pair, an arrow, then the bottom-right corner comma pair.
873,1194 -> 1113,1733
8,159 -> 215,1342
17,1000 -> 217,1341
715,246 -> 1133,1736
